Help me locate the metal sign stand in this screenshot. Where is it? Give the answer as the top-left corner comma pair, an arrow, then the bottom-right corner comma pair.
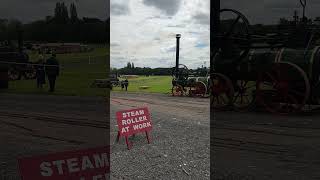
116,131 -> 151,150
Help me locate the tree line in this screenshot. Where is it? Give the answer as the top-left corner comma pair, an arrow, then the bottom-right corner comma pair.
111,62 -> 209,76
0,2 -> 109,43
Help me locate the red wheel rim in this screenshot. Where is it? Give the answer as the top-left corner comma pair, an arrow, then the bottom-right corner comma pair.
172,85 -> 184,96
211,73 -> 234,110
191,81 -> 207,97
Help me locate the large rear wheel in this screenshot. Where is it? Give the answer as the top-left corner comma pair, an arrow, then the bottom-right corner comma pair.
256,62 -> 310,114
190,81 -> 207,97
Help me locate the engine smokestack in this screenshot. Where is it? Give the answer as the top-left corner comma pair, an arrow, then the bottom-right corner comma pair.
18,28 -> 23,53
175,34 -> 181,77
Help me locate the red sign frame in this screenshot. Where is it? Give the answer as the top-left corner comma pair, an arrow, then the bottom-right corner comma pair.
116,107 -> 152,149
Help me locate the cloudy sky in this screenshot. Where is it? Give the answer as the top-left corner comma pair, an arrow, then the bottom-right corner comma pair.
0,0 -> 109,23
221,0 -> 320,24
110,0 -> 210,69
111,0 -> 320,69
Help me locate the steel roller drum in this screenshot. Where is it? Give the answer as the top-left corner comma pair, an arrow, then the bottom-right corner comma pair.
278,47 -> 320,82
187,76 -> 209,84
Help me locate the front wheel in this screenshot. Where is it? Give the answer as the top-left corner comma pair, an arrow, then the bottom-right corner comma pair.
24,66 -> 36,79
189,81 -> 207,97
8,67 -> 21,80
172,85 -> 184,96
210,73 -> 234,110
233,80 -> 256,111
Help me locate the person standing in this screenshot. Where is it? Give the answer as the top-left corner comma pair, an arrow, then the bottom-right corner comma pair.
124,79 -> 129,91
121,81 -> 124,90
36,53 -> 46,88
45,53 -> 60,92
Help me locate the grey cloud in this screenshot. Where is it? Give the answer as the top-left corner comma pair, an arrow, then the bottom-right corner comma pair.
111,2 -> 130,16
193,12 -> 209,25
143,0 -> 182,16
221,0 -> 320,24
265,1 -> 300,9
145,15 -> 161,20
161,45 -> 176,53
111,42 -> 120,47
188,31 -> 201,35
167,24 -> 186,28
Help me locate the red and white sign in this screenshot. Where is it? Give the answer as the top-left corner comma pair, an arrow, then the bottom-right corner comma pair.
116,107 -> 152,149
18,146 -> 109,180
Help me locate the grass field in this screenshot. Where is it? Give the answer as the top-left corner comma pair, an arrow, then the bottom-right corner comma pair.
1,46 -> 108,97
112,76 -> 172,94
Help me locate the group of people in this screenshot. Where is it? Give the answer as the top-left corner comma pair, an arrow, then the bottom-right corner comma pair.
35,52 -> 60,92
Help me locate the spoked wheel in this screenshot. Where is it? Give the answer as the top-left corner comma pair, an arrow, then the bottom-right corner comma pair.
172,64 -> 189,81
233,80 -> 256,111
8,67 -> 20,80
172,85 -> 184,96
24,65 -> 36,79
211,73 -> 234,110
213,9 -> 252,64
190,81 -> 207,97
256,62 -> 310,114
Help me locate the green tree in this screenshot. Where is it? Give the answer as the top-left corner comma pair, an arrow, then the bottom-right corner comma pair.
54,2 -> 69,24
127,62 -> 132,69
70,3 -> 78,23
61,2 -> 69,23
54,2 -> 62,23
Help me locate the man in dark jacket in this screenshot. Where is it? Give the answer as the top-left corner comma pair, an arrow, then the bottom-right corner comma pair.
45,53 -> 60,92
124,79 -> 129,91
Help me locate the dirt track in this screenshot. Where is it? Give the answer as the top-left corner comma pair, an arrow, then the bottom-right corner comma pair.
213,108 -> 320,180
0,93 -> 108,180
2,91 -> 319,179
110,92 -> 210,180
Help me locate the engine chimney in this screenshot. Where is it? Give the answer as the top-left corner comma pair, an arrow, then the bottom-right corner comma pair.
18,28 -> 23,53
211,0 -> 220,74
175,34 -> 181,77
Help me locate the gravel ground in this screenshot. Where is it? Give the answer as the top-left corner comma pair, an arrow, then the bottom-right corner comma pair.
5,91 -> 316,179
0,93 -> 108,180
0,91 -> 209,179
213,108 -> 320,180
110,92 -> 210,180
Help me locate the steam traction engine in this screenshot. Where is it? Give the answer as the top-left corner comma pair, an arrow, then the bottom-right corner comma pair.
171,34 -> 209,97
0,29 -> 36,88
211,0 -> 320,114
